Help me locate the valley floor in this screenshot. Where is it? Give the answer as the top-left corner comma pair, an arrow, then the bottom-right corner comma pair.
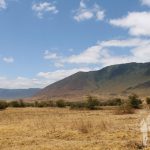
0,107 -> 149,150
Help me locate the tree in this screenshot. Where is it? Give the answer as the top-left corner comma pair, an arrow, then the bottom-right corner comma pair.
128,94 -> 142,109
56,100 -> 66,108
86,96 -> 99,110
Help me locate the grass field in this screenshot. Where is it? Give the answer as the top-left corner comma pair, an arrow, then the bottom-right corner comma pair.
0,107 -> 148,150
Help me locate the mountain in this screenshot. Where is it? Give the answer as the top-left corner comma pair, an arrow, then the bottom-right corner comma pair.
35,62 -> 150,101
0,88 -> 41,100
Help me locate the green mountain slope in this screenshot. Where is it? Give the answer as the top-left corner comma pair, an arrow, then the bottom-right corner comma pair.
35,62 -> 150,100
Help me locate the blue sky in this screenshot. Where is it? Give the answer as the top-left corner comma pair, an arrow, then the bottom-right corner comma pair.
0,0 -> 150,88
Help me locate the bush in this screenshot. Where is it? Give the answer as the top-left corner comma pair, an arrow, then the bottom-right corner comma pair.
24,102 -> 34,107
146,97 -> 150,105
47,100 -> 55,107
111,98 -> 122,106
0,101 -> 8,110
101,98 -> 122,106
34,101 -> 39,107
9,101 -> 21,107
8,100 -> 28,108
69,101 -> 86,109
86,96 -> 99,110
128,94 -> 142,109
116,94 -> 142,115
36,101 -> 47,107
116,100 -> 135,114
19,99 -> 26,107
34,100 -> 55,107
56,100 -> 66,108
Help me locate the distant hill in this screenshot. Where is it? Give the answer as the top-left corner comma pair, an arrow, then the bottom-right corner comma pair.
0,88 -> 40,100
35,62 -> 150,101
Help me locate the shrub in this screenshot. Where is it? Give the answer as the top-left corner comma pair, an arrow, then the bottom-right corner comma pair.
116,94 -> 142,114
56,100 -> 66,108
33,100 -> 55,107
47,100 -> 55,107
37,101 -> 47,107
24,102 -> 34,107
101,98 -> 122,106
34,101 -> 39,107
146,97 -> 150,105
0,101 -> 8,110
9,100 -> 27,108
111,98 -> 122,106
116,100 -> 135,114
9,101 -> 21,107
19,99 -> 26,107
86,96 -> 99,110
128,94 -> 142,109
70,101 -> 86,109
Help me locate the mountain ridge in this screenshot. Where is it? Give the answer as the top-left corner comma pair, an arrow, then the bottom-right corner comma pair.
0,88 -> 41,100
34,62 -> 150,101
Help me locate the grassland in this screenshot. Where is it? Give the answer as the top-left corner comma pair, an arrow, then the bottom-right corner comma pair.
0,107 -> 149,150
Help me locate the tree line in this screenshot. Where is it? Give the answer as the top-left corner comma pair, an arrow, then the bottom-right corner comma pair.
0,94 -> 150,113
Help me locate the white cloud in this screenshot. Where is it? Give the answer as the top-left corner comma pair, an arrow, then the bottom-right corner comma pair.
0,0 -> 6,9
44,50 -> 65,68
3,57 -> 14,63
110,11 -> 150,36
32,2 -> 58,18
44,45 -> 104,65
37,68 -> 91,81
0,68 -> 93,89
100,38 -> 150,47
74,0 -> 105,22
46,38 -> 150,67
38,37 -> 150,88
131,44 -> 150,62
44,50 -> 58,60
2,38 -> 150,89
54,62 -> 64,68
141,0 -> 150,6
65,45 -> 102,64
0,76 -> 48,89
99,38 -> 150,66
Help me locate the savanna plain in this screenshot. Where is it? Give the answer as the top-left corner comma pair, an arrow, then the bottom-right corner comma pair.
0,107 -> 148,150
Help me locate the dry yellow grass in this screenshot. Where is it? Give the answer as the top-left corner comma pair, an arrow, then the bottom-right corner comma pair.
0,108 -> 148,150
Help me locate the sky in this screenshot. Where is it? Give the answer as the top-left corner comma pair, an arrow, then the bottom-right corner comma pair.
0,0 -> 150,89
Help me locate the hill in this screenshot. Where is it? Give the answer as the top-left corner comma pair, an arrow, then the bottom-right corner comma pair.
35,62 -> 150,101
0,88 -> 40,100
